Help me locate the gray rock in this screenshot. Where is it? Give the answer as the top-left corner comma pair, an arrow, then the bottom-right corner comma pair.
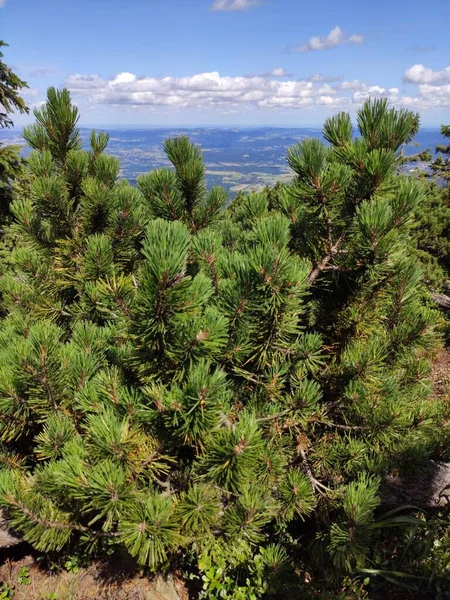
0,509 -> 22,548
147,574 -> 184,600
382,461 -> 450,509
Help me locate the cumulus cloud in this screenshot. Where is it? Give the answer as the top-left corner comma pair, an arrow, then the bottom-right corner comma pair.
269,67 -> 291,77
247,67 -> 292,78
418,83 -> 450,102
402,63 -> 450,108
352,85 -> 400,104
65,71 -> 346,111
404,64 -> 450,85
294,26 -> 364,53
307,73 -> 345,83
339,79 -> 364,91
211,0 -> 263,11
64,69 -> 450,115
65,74 -> 107,90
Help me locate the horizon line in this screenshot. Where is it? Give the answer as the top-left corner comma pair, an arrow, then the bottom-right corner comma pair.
8,123 -> 443,130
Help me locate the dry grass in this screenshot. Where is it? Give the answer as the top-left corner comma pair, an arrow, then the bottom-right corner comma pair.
431,346 -> 450,401
0,556 -> 189,600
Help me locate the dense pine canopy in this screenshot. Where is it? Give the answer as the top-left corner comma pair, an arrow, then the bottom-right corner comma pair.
1,87 -> 450,598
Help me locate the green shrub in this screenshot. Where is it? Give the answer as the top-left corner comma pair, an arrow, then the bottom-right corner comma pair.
0,89 -> 449,596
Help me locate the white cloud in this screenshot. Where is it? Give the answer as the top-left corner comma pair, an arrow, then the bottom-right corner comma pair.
64,69 -> 450,115
339,79 -> 364,91
65,74 -> 107,90
110,72 -> 137,85
22,88 -> 40,99
269,67 -> 291,77
308,73 -> 344,83
29,100 -> 46,110
0,0 -> 6,7
348,34 -> 364,44
336,80 -> 403,104
65,71 -> 347,111
415,83 -> 450,106
247,67 -> 292,78
401,64 -> 450,108
294,26 -> 365,53
211,0 -> 263,11
404,64 -> 450,85
352,85 -> 400,104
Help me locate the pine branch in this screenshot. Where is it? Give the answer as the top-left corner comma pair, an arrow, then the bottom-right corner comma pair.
206,255 -> 220,295
161,183 -> 180,221
330,423 -> 367,431
308,233 -> 346,282
432,292 -> 450,309
299,448 -> 331,496
153,475 -> 174,495
256,409 -> 291,423
6,496 -> 87,532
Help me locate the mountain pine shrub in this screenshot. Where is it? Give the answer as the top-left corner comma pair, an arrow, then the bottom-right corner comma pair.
411,125 -> 450,293
0,89 -> 449,596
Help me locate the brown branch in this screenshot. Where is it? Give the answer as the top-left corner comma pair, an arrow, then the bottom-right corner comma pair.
153,475 -> 174,495
308,233 -> 346,283
256,408 -> 291,423
161,183 -> 179,221
6,498 -> 121,539
432,292 -> 450,309
8,497 -> 87,532
129,452 -> 159,481
205,255 -> 220,295
323,421 -> 368,431
323,265 -> 354,273
299,448 -> 331,496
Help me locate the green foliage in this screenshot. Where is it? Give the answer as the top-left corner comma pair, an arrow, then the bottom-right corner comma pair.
16,567 -> 30,586
0,42 -> 29,245
63,556 -> 81,574
409,124 -> 450,292
434,124 -> 450,179
0,89 -> 449,598
0,583 -> 14,600
138,136 -> 227,231
0,41 -> 29,130
23,87 -> 82,166
0,143 -> 26,228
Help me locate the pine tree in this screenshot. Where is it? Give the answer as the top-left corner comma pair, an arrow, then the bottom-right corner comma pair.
137,136 -> 227,231
0,40 -> 29,130
0,41 -> 29,230
432,124 -> 450,181
0,90 -> 448,596
408,124 -> 450,292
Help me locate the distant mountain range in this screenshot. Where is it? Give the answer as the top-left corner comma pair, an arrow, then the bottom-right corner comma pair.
3,127 -> 444,194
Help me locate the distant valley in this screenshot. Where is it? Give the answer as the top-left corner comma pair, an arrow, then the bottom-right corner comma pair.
3,126 -> 443,194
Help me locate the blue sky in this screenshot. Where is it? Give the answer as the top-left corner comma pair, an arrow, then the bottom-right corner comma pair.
1,0 -> 450,126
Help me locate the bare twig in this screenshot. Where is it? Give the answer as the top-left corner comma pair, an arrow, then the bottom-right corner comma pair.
432,292 -> 450,310
256,408 -> 291,423
299,448 -> 331,496
326,422 -> 367,431
308,233 -> 346,283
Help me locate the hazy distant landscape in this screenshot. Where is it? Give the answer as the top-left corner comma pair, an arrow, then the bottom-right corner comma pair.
3,126 -> 443,193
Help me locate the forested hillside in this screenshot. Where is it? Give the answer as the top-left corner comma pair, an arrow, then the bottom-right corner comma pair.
1,51 -> 450,599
